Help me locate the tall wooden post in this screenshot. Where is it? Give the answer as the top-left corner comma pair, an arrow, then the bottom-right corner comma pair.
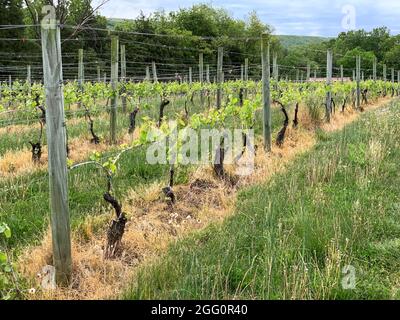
152,61 -> 157,83
373,57 -> 377,81
391,68 -> 395,83
199,53 -> 204,105
356,55 -> 361,110
110,36 -> 119,144
103,72 -> 107,83
216,47 -> 223,109
189,67 -> 192,84
120,44 -> 127,112
340,65 -> 344,83
206,64 -> 210,83
383,64 -> 387,81
41,19 -> 72,285
244,58 -> 249,98
78,48 -> 83,108
261,33 -> 271,152
241,64 -> 244,81
145,66 -> 150,81
97,64 -> 101,83
27,65 -> 31,95
307,63 -> 311,82
326,50 -> 333,122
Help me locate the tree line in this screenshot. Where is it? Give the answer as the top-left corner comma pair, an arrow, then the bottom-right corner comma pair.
1,1 -> 399,81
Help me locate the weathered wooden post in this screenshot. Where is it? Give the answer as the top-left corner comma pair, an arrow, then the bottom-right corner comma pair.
326,50 -> 333,121
216,47 -> 223,109
261,33 -> 271,152
189,67 -> 192,84
145,66 -> 150,81
103,72 -> 107,83
120,44 -> 127,112
97,64 -> 101,83
340,65 -> 344,83
206,64 -> 210,83
199,53 -> 204,105
307,63 -> 311,82
273,53 -> 279,90
244,58 -> 249,98
77,48 -> 83,108
27,65 -> 31,95
110,35 -> 119,144
241,64 -> 244,81
356,55 -> 361,110
40,15 -> 72,285
152,61 -> 158,83
373,57 -> 377,81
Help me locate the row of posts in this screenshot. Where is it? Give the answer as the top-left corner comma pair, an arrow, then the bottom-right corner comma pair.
29,20 -> 400,286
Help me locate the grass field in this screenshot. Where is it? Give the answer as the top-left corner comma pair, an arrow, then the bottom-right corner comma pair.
123,99 -> 400,300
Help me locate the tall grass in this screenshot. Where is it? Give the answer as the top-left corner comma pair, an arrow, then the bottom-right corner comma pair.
124,100 -> 400,300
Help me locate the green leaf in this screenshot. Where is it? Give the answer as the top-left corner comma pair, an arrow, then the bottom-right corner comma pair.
0,252 -> 7,264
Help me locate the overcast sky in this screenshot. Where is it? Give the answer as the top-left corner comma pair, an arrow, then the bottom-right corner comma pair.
95,0 -> 400,37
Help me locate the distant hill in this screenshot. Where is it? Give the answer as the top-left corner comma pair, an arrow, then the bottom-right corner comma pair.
277,35 -> 330,48
107,18 -> 329,49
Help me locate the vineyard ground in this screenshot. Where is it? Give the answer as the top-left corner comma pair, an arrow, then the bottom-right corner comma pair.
124,97 -> 400,300
16,96 -> 396,299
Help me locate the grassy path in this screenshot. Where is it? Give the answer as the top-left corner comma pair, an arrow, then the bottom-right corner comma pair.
123,99 -> 400,300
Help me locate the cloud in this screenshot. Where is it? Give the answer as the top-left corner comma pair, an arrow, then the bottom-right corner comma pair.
95,0 -> 400,36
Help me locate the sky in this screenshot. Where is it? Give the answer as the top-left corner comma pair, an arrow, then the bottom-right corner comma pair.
94,0 -> 400,37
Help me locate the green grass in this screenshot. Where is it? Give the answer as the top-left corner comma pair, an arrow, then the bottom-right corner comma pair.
123,100 -> 400,300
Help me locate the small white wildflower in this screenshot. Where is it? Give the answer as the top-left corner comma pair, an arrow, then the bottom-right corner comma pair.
28,288 -> 36,295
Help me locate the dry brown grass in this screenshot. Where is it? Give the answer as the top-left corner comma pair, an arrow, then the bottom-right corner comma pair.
0,126 -> 138,178
18,97 -> 392,300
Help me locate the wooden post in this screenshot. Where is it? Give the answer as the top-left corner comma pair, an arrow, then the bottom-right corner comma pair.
356,55 -> 361,110
241,64 -> 244,81
103,72 -> 107,83
152,61 -> 158,83
27,65 -> 31,95
373,57 -> 377,81
261,33 -> 271,152
244,58 -> 249,81
189,67 -> 192,84
216,47 -> 223,109
199,53 -> 204,105
326,50 -> 333,122
78,48 -> 83,87
352,69 -> 355,81
314,69 -> 317,80
110,36 -> 119,144
97,64 -> 101,83
199,53 -> 204,83
145,66 -> 150,81
296,69 -> 299,82
206,64 -> 210,83
340,65 -> 344,83
40,19 -> 72,285
383,64 -> 387,81
120,44 -> 127,113
307,63 -> 311,82
8,75 -> 11,90
244,58 -> 249,98
77,48 -> 83,108
391,68 -> 395,83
